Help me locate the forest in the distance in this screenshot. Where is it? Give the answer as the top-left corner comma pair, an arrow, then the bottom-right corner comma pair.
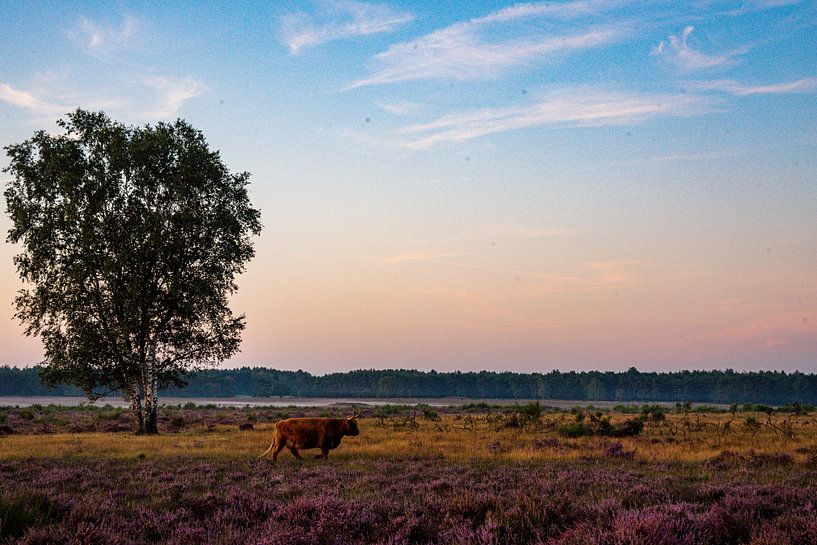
1,365 -> 815,404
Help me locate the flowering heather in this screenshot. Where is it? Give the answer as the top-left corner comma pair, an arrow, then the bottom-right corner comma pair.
2,405 -> 817,543
1,455 -> 816,544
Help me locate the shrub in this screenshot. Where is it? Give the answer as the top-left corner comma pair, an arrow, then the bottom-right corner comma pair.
18,410 -> 34,421
559,422 -> 590,438
603,442 -> 635,459
614,418 -> 644,437
0,493 -> 62,539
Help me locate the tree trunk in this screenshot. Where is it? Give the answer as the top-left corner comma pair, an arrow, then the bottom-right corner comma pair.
128,387 -> 145,435
141,348 -> 160,434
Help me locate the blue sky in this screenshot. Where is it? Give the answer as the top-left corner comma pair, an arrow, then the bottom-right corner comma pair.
1,0 -> 816,373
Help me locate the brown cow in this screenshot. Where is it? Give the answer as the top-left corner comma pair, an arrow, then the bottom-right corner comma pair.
257,412 -> 360,462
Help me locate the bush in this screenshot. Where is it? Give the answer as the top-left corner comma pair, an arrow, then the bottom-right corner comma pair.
613,418 -> 644,437
0,493 -> 62,539
18,410 -> 34,421
559,422 -> 590,438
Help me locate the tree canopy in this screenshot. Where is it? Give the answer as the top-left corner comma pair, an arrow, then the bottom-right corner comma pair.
4,110 -> 262,433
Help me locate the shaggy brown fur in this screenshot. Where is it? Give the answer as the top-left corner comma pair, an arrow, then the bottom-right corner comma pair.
257,416 -> 360,461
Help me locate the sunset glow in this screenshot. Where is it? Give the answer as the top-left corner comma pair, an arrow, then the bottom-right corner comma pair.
1,1 -> 815,373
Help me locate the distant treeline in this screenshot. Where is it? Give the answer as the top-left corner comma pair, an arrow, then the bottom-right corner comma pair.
1,365 -> 816,404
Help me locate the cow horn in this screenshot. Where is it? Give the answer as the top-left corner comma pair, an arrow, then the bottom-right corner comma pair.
349,409 -> 361,419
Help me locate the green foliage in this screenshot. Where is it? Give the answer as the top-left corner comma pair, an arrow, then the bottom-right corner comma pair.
460,402 -> 492,411
744,416 -> 761,433
4,110 -> 261,433
0,493 -> 61,539
374,404 -> 412,418
640,405 -> 666,423
558,422 -> 590,438
558,411 -> 643,438
18,410 -> 34,421
2,364 -> 817,406
416,404 -> 439,421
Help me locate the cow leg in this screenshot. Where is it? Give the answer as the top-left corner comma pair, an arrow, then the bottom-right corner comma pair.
314,448 -> 329,460
271,440 -> 286,462
289,447 -> 304,460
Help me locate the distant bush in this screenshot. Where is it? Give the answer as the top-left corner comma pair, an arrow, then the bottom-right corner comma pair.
612,404 -> 641,413
640,404 -> 667,422
615,418 -> 644,437
743,404 -> 775,414
779,402 -> 813,415
558,422 -> 590,438
459,402 -> 492,411
374,404 -> 411,418
418,405 -> 439,421
18,410 -> 34,421
183,402 -> 197,410
169,416 -> 185,430
558,412 -> 643,438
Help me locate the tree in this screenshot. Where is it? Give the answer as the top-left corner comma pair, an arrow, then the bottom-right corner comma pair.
4,110 -> 262,433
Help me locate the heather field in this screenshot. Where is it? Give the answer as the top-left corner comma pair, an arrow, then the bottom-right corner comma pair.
2,404 -> 817,544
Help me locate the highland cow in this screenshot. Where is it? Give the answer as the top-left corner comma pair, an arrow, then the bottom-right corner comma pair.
258,412 -> 360,462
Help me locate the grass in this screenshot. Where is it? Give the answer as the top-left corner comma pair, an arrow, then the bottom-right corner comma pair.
1,411 -> 815,465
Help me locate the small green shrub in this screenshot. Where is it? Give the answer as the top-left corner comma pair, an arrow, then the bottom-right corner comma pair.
0,493 -> 61,539
558,422 -> 590,438
18,410 -> 34,421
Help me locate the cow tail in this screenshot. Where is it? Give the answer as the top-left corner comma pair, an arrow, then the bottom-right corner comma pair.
257,431 -> 278,460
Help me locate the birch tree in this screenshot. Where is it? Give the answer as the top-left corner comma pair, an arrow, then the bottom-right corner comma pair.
4,110 -> 262,434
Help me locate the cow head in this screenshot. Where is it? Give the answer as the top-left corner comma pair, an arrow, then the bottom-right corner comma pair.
345,410 -> 361,436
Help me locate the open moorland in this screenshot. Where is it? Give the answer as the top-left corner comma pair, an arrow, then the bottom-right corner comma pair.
2,403 -> 817,544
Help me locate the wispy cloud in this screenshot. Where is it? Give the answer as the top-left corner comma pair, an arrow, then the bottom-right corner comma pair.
652,26 -> 742,71
279,0 -> 413,54
140,76 -> 205,119
0,76 -> 204,124
687,77 -> 817,95
725,0 -> 801,16
376,100 -> 427,116
395,87 -> 713,148
347,1 -> 625,88
67,15 -> 139,59
617,148 -> 741,165
0,83 -> 66,116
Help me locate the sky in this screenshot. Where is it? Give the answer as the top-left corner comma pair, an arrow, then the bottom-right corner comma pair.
0,0 -> 815,374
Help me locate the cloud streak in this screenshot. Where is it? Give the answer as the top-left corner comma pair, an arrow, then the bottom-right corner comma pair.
280,1 -> 413,54
395,87 -> 713,148
652,26 -> 742,71
68,15 -> 139,59
140,76 -> 205,119
347,1 -> 626,88
688,77 -> 817,95
0,76 -> 204,124
0,83 -> 66,116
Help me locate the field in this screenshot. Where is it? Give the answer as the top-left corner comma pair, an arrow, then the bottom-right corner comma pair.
1,403 -> 817,544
